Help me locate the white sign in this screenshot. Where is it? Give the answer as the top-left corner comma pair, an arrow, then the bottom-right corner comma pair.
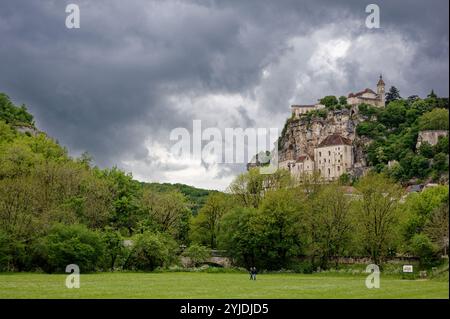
403,265 -> 413,273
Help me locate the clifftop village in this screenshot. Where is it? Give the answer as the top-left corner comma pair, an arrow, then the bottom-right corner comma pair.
248,75 -> 449,193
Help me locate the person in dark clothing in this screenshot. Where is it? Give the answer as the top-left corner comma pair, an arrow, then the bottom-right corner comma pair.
249,266 -> 257,280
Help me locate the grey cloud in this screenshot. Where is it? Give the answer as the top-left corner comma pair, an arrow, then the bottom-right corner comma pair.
0,0 -> 448,190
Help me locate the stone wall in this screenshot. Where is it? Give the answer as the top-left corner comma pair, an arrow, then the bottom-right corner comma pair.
416,130 -> 448,148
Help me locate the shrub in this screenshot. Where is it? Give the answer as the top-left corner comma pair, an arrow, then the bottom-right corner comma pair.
124,232 -> 178,271
37,224 -> 105,273
410,234 -> 439,268
182,244 -> 210,267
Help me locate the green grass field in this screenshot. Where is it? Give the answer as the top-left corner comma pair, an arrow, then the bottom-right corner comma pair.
0,272 -> 448,299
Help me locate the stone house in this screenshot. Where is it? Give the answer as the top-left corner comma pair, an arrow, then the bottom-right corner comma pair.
314,134 -> 353,181
347,75 -> 385,107
291,103 -> 325,117
416,130 -> 448,148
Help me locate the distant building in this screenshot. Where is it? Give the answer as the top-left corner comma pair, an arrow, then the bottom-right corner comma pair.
247,151 -> 271,170
314,134 -> 353,181
416,130 -> 448,148
347,75 -> 385,107
284,154 -> 315,178
291,103 -> 325,117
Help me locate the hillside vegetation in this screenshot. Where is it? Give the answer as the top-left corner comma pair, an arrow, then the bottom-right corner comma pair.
0,91 -> 448,275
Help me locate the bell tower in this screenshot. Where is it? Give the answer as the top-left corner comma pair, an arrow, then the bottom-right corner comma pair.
377,74 -> 385,107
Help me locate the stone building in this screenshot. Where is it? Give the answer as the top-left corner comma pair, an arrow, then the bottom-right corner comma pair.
278,133 -> 354,181
416,130 -> 448,148
291,103 -> 325,117
282,154 -> 315,178
314,134 -> 353,181
347,75 -> 385,107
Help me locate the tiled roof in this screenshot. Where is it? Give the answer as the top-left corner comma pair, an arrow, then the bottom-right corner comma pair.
348,88 -> 376,98
317,134 -> 352,147
296,155 -> 311,162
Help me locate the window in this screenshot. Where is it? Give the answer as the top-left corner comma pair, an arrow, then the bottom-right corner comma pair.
328,168 -> 330,175
328,151 -> 331,156
337,166 -> 340,171
319,152 -> 321,157
340,154 -> 343,160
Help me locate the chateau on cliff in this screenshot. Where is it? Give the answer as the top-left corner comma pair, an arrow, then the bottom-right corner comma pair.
347,75 -> 385,108
277,76 -> 386,181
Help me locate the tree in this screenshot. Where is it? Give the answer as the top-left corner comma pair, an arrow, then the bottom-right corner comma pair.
309,184 -> 354,269
419,108 -> 449,131
385,86 -> 401,105
182,244 -> 210,267
410,234 -> 439,268
37,223 -> 105,273
124,232 -> 177,271
190,193 -> 230,248
140,189 -> 191,241
320,96 -> 339,108
257,189 -> 305,269
378,100 -> 407,128
0,93 -> 34,126
427,89 -> 437,99
355,173 -> 403,266
424,201 -> 449,256
99,167 -> 141,235
101,227 -> 124,271
228,168 -> 265,208
338,96 -> 347,106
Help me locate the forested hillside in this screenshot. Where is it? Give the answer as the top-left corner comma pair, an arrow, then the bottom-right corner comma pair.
0,92 -> 448,274
0,93 -> 214,272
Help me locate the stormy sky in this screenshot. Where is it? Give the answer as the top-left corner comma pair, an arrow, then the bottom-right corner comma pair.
0,0 -> 448,190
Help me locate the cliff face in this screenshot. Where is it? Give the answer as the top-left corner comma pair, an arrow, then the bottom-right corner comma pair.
278,109 -> 370,171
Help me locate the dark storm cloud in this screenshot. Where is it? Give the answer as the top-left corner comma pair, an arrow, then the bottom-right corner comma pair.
0,0 -> 448,189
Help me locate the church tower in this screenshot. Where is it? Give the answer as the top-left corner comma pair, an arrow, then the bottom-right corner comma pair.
377,74 -> 385,107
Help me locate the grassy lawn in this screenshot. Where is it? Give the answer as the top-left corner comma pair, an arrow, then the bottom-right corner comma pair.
0,272 -> 448,299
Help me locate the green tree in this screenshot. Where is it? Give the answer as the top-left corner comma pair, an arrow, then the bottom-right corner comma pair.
419,108 -> 449,130
124,232 -> 178,271
410,234 -> 439,268
190,193 -> 230,248
338,96 -> 347,106
308,184 -> 354,269
37,224 -> 105,273
0,93 -> 34,126
385,86 -> 401,105
320,96 -> 339,108
182,244 -> 210,267
140,189 -> 191,241
101,227 -> 124,271
355,173 -> 403,266
424,201 -> 449,256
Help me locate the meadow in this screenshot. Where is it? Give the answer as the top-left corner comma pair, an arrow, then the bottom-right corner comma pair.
0,272 -> 448,299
